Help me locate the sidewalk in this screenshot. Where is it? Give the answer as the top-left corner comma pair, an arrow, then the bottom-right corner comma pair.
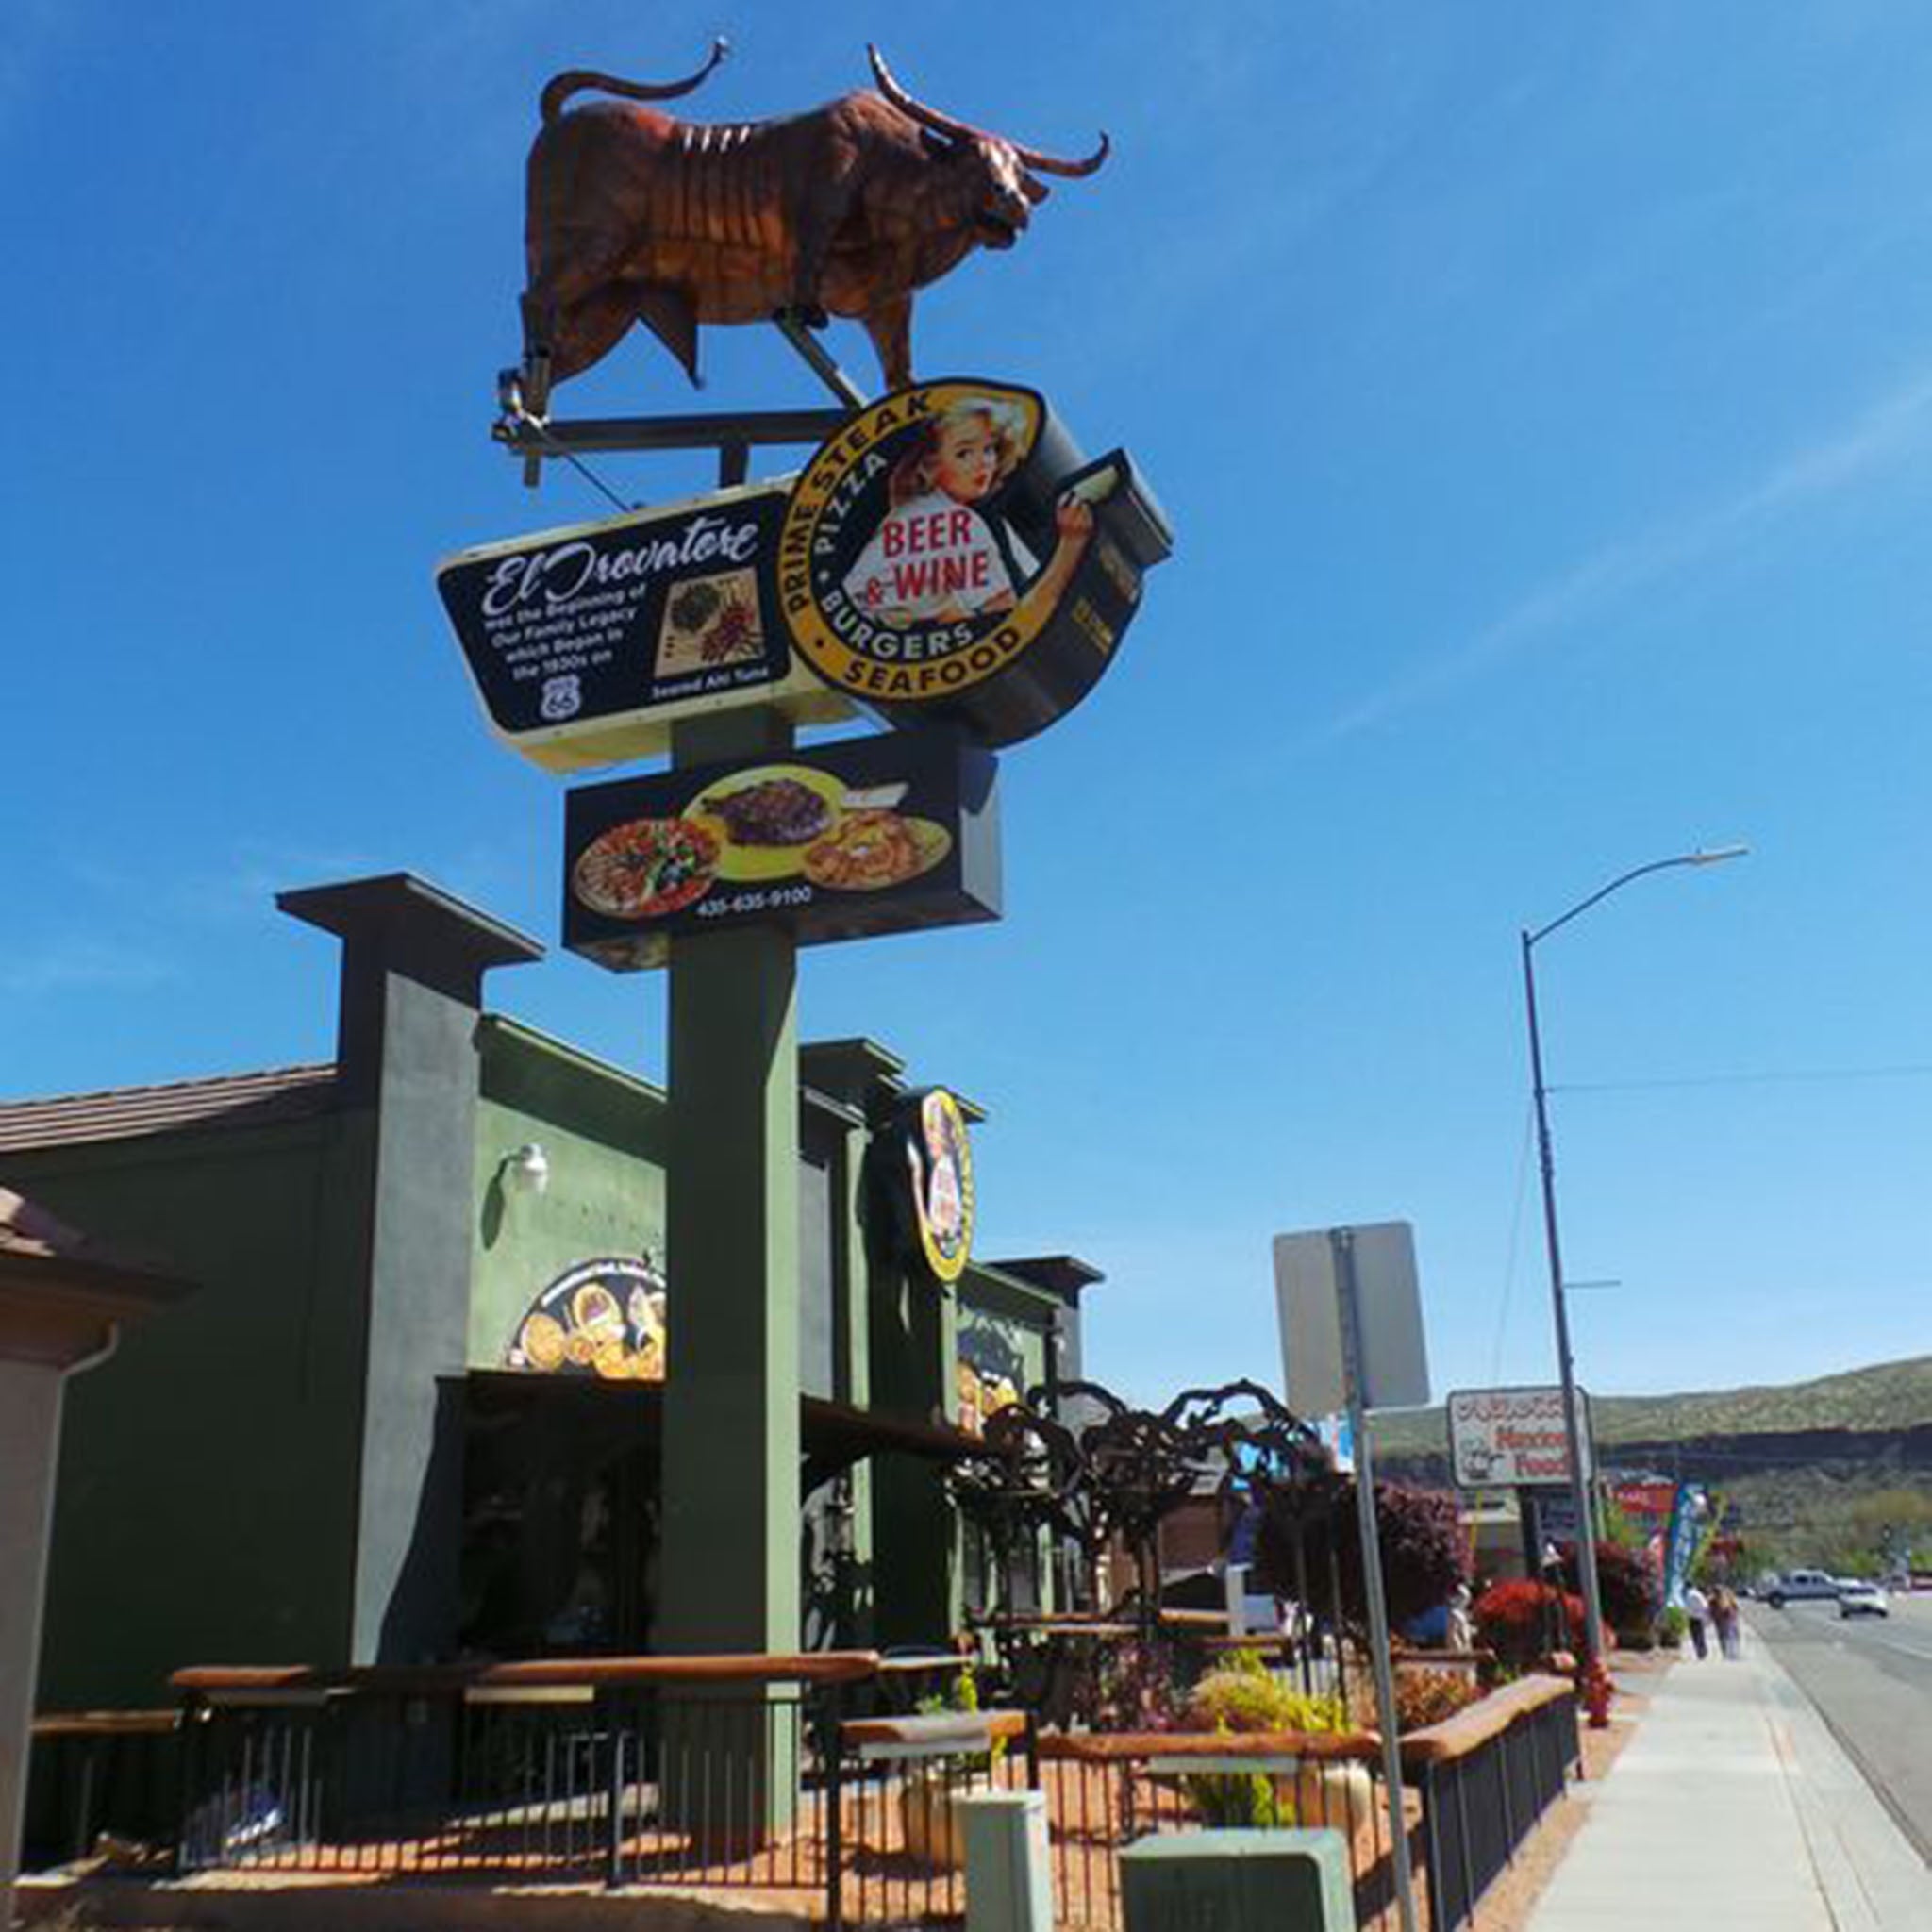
1525,1632 -> 1932,1931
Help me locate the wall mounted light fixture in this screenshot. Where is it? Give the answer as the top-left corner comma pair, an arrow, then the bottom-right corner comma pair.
500,1142 -> 550,1196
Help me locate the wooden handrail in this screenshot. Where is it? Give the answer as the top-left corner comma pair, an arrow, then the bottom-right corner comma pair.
1033,1674 -> 1575,1774
841,1709 -> 1030,1750
1037,1727 -> 1381,1765
170,1650 -> 884,1695
32,1709 -> 179,1737
1396,1671 -> 1574,1767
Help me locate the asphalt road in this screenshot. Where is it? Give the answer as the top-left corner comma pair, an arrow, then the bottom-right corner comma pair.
1744,1593 -> 1932,1865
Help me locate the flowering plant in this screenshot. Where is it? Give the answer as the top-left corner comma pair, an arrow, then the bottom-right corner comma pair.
1473,1580 -> 1586,1665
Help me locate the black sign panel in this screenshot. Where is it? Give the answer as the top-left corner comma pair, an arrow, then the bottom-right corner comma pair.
563,732 -> 1001,971
436,482 -> 849,771
778,380 -> 1174,747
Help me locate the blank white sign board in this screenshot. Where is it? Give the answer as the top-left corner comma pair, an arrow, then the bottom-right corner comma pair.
1274,1221 -> 1429,1417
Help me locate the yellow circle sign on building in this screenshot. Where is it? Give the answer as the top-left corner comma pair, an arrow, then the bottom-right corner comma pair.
778,379 -> 1172,746
867,1087 -> 977,1286
908,1088 -> 976,1285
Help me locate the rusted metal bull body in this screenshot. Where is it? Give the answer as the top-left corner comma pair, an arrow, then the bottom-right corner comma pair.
520,42 -> 1107,395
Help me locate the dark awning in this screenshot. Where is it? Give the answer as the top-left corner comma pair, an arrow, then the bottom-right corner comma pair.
463,1371 -> 981,1490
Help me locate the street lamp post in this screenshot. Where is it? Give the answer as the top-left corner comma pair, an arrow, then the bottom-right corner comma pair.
1522,846 -> 1747,1671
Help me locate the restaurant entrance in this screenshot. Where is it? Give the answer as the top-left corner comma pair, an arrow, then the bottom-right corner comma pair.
458,1371 -> 661,1657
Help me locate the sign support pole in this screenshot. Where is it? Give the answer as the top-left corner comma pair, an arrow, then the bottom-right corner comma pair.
656,697 -> 802,1833
657,708 -> 802,1636
654,458 -> 803,1836
1331,1226 -> 1419,1932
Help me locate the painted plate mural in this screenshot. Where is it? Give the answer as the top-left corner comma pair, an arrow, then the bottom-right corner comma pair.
506,1256 -> 666,1382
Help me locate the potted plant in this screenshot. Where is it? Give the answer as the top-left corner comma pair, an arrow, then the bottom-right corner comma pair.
1182,1651 -> 1372,1831
899,1668 -> 1004,1868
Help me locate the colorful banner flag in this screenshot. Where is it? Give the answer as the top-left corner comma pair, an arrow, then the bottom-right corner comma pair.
1661,1483 -> 1706,1607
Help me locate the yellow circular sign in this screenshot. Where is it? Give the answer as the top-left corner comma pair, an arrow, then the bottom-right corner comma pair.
909,1088 -> 975,1284
778,380 -> 1071,715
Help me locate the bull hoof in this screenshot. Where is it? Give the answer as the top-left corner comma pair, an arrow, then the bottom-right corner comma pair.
775,303 -> 829,332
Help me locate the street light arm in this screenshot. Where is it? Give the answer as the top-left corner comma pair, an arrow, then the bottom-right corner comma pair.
1525,846 -> 1748,949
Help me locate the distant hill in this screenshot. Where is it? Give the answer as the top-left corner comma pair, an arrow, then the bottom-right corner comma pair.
1370,1355 -> 1932,1463
1367,1355 -> 1932,1569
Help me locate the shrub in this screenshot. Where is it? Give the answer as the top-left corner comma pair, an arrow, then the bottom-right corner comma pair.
1474,1580 -> 1585,1666
1341,1666 -> 1484,1730
1556,1540 -> 1658,1637
915,1666 -> 1004,1773
1255,1474 -> 1470,1635
1187,1770 -> 1294,1829
1392,1668 -> 1483,1728
1091,1636 -> 1181,1734
1656,1605 -> 1688,1648
1185,1649 -> 1348,1736
1180,1653 -> 1351,1831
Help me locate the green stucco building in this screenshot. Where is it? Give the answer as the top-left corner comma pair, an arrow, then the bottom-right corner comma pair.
0,874 -> 1099,1711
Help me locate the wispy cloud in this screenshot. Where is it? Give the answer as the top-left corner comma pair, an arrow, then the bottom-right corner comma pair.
1315,363 -> 1932,742
59,838 -> 385,926
0,941 -> 175,998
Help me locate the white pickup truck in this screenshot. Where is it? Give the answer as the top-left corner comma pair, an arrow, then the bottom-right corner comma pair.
1763,1568 -> 1840,1607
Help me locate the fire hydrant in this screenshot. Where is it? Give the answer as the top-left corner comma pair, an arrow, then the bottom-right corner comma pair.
1579,1656 -> 1613,1728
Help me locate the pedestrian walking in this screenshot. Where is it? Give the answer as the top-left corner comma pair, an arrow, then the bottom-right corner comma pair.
1683,1581 -> 1710,1659
1709,1584 -> 1740,1659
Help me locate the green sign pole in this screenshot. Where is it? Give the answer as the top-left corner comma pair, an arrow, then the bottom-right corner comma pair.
656,704 -> 802,1834
658,702 -> 804,1659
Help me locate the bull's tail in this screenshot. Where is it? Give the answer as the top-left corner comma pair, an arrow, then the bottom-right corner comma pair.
539,36 -> 729,123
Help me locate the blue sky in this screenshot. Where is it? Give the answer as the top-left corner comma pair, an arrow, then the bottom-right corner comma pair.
8,2 -> 1929,1408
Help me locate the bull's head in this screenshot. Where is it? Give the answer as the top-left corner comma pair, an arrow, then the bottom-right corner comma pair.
868,46 -> 1108,249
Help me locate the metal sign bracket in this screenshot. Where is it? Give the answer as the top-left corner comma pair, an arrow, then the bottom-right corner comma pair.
494,320 -> 866,491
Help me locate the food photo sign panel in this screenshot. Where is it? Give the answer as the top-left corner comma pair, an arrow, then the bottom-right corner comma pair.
563,731 -> 1001,970
436,478 -> 853,772
779,378 -> 1173,746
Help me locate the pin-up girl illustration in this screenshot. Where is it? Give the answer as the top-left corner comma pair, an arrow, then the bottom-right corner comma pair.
843,397 -> 1093,626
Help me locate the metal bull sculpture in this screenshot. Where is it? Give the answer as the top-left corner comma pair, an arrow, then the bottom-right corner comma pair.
518,41 -> 1108,398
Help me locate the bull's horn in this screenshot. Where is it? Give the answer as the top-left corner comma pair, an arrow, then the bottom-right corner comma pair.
1012,130 -> 1110,178
867,45 -> 976,142
867,43 -> 1108,175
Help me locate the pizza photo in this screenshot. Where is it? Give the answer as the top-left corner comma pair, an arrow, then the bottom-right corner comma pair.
572,816 -> 719,920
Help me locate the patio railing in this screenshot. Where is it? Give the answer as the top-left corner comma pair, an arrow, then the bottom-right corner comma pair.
31,1653 -> 1579,1929
1407,1675 -> 1580,1931
172,1653 -> 875,1920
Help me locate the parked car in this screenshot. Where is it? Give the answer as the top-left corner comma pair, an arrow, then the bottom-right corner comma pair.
1838,1580 -> 1890,1619
1763,1569 -> 1840,1607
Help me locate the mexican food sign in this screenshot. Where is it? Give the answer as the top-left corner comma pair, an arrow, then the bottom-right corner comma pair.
436,479 -> 853,771
778,379 -> 1172,746
1447,1386 -> 1593,1490
562,730 -> 1000,971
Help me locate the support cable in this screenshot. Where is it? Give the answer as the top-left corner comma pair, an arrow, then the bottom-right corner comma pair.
500,396 -> 637,514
